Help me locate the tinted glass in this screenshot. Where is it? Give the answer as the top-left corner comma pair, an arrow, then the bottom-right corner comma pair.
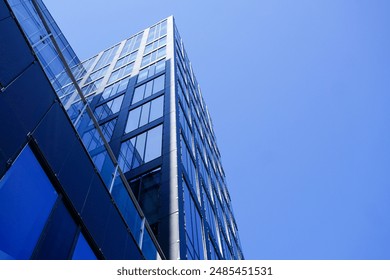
32,201 -> 77,259
0,146 -> 58,259
72,233 -> 97,260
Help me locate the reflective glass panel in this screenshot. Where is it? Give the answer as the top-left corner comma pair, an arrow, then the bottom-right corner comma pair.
125,96 -> 164,134
72,233 -> 97,260
118,125 -> 163,173
0,146 -> 58,260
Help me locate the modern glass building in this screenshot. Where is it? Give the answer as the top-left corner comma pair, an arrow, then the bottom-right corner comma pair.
0,0 -> 244,260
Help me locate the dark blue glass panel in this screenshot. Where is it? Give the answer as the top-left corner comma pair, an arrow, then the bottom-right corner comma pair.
32,201 -> 77,259
72,233 -> 97,260
183,179 -> 204,260
3,62 -> 55,133
101,206 -> 129,260
0,145 -> 57,259
81,176 -> 110,245
0,1 -> 10,21
111,175 -> 142,242
0,16 -> 34,86
142,230 -> 159,260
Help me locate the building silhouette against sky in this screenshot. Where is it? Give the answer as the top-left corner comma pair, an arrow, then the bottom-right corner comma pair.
0,0 -> 243,260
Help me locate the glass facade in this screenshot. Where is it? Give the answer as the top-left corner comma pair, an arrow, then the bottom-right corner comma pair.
174,25 -> 243,259
118,125 -> 163,173
0,145 -> 96,260
1,1 -> 243,260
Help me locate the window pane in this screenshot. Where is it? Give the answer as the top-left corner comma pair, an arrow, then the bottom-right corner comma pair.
134,133 -> 147,163
95,94 -> 124,120
72,233 -> 97,260
92,150 -> 116,189
101,118 -> 117,141
32,201 -> 77,259
115,51 -> 137,69
125,96 -> 163,134
125,107 -> 141,133
139,102 -> 151,127
132,85 -> 145,104
94,44 -> 119,70
144,44 -> 153,55
133,75 -> 165,104
101,78 -> 129,101
89,65 -> 109,80
111,174 -> 142,242
142,230 -> 159,260
183,179 -> 204,260
144,81 -> 153,98
118,139 -> 135,173
156,46 -> 166,60
117,78 -> 130,92
110,95 -> 124,114
120,32 -> 143,57
137,60 -> 165,83
155,60 -> 165,73
153,75 -> 165,93
0,146 -> 58,260
118,125 -> 162,172
149,96 -> 164,121
144,125 -> 162,162
138,68 -> 148,82
82,128 -> 103,152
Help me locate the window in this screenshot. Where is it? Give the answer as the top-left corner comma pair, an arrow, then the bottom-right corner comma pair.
67,100 -> 84,123
129,168 -> 161,218
203,189 -> 219,246
91,149 -> 116,188
120,32 -> 143,57
125,96 -> 164,133
118,125 -> 163,173
115,51 -> 137,69
214,194 -> 228,246
82,127 -> 103,152
197,149 -> 209,187
183,179 -> 204,260
81,55 -> 97,72
60,83 -> 76,98
60,93 -> 72,106
144,36 -> 167,54
81,77 -> 103,95
132,75 -> 165,104
177,56 -> 188,89
138,60 -> 165,83
94,94 -> 124,121
56,70 -> 72,88
72,233 -> 97,260
81,118 -> 117,152
93,44 -> 120,70
111,174 -> 143,242
178,84 -> 190,121
179,102 -> 192,151
89,65 -> 109,81
101,118 -> 117,141
32,201 -> 77,260
108,63 -> 133,84
141,46 -> 166,67
0,146 -> 58,259
100,78 -> 130,101
181,134 -> 196,191
147,20 -> 167,43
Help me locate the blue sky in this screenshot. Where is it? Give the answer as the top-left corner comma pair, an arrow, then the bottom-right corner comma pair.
44,0 -> 390,259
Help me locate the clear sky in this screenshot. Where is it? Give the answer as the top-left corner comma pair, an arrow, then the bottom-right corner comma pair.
43,0 -> 390,260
